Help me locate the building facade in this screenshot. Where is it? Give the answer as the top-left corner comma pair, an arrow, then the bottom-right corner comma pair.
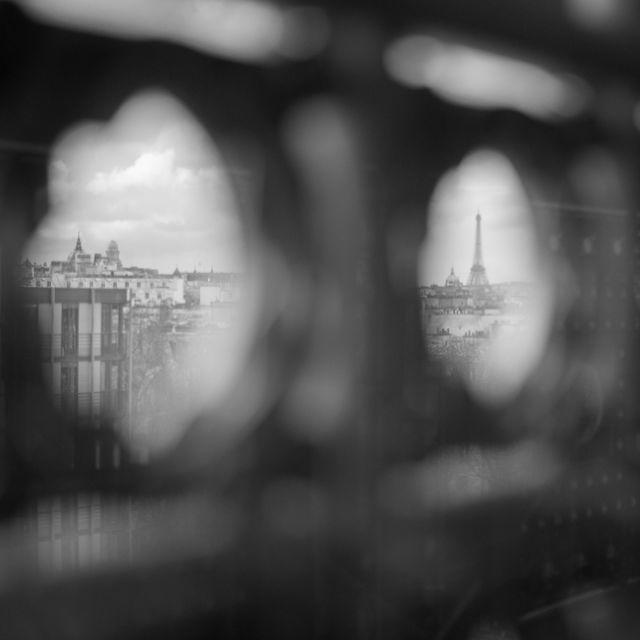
23,286 -> 130,454
25,236 -> 186,307
21,286 -> 133,571
26,273 -> 185,307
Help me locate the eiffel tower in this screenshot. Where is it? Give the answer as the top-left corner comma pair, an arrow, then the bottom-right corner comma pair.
467,212 -> 489,286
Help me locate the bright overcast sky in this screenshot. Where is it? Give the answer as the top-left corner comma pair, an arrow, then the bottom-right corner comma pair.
418,149 -> 542,286
24,91 -> 246,274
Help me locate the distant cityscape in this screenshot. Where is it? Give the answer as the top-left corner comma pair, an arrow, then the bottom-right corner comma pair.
420,213 -> 533,380
16,234 -> 244,573
18,234 -> 242,307
15,217 -> 532,572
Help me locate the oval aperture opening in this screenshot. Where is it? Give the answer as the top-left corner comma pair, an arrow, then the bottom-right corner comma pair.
418,149 -> 553,406
20,91 -> 251,461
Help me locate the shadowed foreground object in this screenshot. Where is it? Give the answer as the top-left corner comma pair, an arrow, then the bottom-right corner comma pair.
3,0 -> 640,638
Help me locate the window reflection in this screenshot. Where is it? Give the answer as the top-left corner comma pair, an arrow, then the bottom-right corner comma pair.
419,149 -> 553,405
13,91 -> 254,575
20,91 -> 250,460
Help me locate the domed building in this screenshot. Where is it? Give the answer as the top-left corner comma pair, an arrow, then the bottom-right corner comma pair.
445,267 -> 462,288
105,240 -> 122,271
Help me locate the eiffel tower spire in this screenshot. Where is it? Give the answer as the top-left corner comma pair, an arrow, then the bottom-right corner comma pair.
467,212 -> 489,286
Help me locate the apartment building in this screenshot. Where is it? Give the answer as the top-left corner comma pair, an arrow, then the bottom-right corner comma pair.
21,285 -> 133,571
23,286 -> 130,435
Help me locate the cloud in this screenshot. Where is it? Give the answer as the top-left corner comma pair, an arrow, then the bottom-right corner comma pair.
87,149 -> 176,193
26,90 -> 246,274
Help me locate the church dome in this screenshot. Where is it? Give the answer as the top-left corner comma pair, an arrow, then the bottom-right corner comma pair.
445,267 -> 462,287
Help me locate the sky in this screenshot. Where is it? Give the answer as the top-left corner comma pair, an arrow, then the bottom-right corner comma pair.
24,91 -> 246,274
26,100 -> 541,282
418,149 -> 542,286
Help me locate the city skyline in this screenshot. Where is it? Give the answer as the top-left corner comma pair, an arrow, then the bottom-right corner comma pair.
22,232 -> 242,276
23,91 -> 246,274
418,149 -> 544,287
